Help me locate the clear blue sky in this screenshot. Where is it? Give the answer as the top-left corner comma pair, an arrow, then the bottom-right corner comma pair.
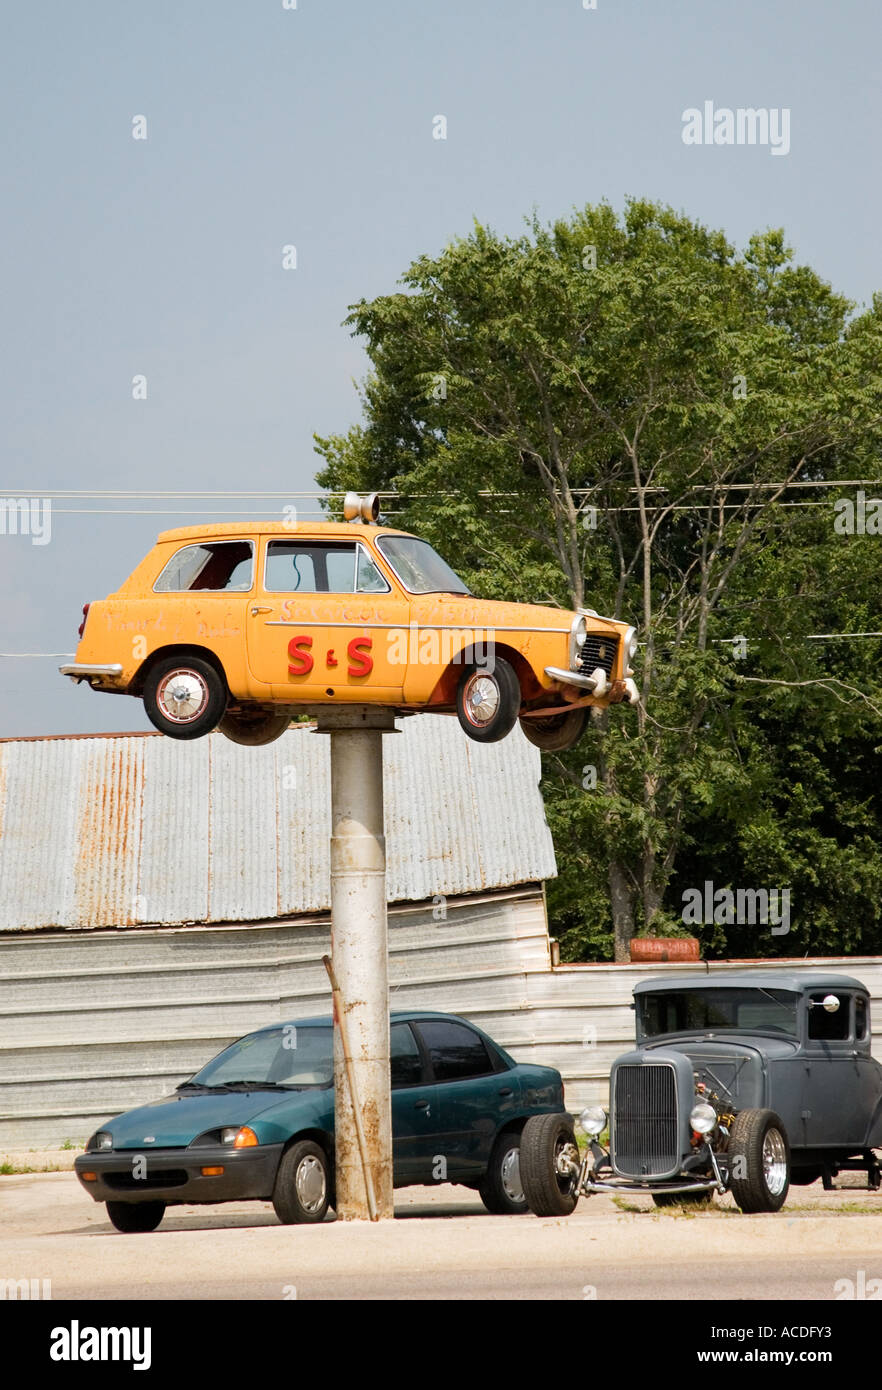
2,0 -> 879,734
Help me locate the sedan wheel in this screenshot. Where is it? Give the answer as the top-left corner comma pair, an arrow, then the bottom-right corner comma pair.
143,656 -> 227,740
106,1201 -> 166,1233
218,710 -> 291,746
519,708 -> 588,752
272,1139 -> 331,1224
455,658 -> 521,744
478,1132 -> 528,1215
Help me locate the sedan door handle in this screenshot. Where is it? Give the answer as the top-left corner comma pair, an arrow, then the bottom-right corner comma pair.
250,605 -> 272,616
498,1087 -> 513,1097
413,1099 -> 430,1110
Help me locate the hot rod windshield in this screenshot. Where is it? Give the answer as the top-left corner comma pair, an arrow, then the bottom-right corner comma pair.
637,987 -> 800,1041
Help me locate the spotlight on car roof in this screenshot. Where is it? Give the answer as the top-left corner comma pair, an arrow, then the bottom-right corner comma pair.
343,492 -> 380,524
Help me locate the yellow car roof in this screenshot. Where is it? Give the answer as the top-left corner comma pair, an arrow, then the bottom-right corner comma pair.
156,521 -> 412,542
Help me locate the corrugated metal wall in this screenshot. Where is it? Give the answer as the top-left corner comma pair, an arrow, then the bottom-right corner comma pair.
0,717 -> 556,930
4,887 -> 882,1148
0,888 -> 551,1148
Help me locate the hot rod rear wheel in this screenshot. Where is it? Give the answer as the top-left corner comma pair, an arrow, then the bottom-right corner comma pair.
519,1113 -> 580,1217
455,658 -> 521,744
143,656 -> 227,739
727,1108 -> 790,1213
519,708 -> 588,752
218,710 -> 291,746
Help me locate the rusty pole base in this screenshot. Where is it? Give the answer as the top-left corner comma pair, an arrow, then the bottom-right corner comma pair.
314,708 -> 397,1221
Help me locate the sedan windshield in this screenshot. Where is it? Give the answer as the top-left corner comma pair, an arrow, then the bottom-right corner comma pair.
637,988 -> 799,1040
376,536 -> 470,595
186,1026 -> 333,1089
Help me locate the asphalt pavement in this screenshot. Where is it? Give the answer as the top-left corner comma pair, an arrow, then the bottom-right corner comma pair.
2,1170 -> 882,1301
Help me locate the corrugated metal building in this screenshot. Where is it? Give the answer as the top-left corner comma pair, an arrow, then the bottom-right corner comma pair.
0,716 -> 560,1147
3,718 -> 882,1149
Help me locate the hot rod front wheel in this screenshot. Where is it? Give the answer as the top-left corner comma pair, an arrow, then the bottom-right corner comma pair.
519,1112 -> 581,1217
727,1108 -> 790,1213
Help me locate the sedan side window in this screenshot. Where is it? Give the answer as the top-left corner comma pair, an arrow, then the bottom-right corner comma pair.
807,993 -> 851,1042
416,1019 -> 494,1082
155,540 -> 254,592
265,541 -> 391,595
390,1022 -> 423,1088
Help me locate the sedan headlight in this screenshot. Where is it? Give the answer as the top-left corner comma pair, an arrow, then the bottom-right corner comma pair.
689,1101 -> 717,1136
623,626 -> 639,673
89,1131 -> 113,1151
578,1105 -> 607,1137
570,614 -> 588,668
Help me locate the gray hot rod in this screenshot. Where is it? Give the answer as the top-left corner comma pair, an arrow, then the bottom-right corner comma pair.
519,970 -> 882,1215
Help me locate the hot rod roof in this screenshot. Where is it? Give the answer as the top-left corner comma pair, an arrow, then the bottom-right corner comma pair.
633,970 -> 868,995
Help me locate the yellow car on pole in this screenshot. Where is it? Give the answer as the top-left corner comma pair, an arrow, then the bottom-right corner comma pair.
60,493 -> 639,750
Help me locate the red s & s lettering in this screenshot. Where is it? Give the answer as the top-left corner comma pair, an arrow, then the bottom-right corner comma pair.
347,636 -> 373,677
287,635 -> 314,676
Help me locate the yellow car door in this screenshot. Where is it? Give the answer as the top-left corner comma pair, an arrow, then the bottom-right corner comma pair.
246,536 -> 409,702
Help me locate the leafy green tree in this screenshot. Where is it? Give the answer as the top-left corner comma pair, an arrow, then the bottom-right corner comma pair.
316,201 -> 882,960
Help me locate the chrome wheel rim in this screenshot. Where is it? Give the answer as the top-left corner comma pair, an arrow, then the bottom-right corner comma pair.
763,1128 -> 788,1195
464,673 -> 500,726
295,1155 -> 326,1213
156,669 -> 208,723
500,1147 -> 524,1204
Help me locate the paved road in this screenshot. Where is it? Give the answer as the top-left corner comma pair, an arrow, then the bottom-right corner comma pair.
2,1172 -> 882,1300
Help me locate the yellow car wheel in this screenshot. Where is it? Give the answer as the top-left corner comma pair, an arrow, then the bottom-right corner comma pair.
218,711 -> 291,746
143,656 -> 227,740
519,708 -> 588,752
455,658 -> 520,744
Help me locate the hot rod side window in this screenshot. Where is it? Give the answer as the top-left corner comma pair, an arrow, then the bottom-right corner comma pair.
807,993 -> 851,1042
855,995 -> 869,1041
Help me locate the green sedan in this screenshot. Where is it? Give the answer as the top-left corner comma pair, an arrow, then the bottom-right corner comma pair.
74,1011 -> 565,1230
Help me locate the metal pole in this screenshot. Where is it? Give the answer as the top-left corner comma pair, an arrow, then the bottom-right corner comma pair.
315,707 -> 396,1221
321,953 -> 378,1221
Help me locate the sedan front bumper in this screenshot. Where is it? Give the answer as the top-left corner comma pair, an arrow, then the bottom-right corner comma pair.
74,1143 -> 285,1205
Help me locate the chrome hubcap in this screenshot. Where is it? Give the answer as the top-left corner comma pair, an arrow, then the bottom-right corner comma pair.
763,1128 -> 788,1195
464,674 -> 500,726
156,670 -> 208,723
500,1146 -> 523,1204
295,1155 -> 326,1213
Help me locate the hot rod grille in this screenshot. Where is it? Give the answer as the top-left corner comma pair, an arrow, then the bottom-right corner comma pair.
613,1063 -> 678,1178
579,635 -> 618,679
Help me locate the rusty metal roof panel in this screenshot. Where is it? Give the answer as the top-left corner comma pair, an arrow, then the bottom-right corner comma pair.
0,716 -> 555,930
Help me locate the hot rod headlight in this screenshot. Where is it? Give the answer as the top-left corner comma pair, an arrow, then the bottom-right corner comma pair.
689,1101 -> 717,1135
579,1105 -> 607,1137
623,626 -> 638,673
